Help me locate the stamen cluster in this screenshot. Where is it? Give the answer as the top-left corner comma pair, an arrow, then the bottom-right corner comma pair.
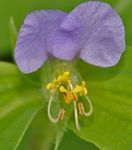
46,71 -> 87,104
46,71 -> 93,130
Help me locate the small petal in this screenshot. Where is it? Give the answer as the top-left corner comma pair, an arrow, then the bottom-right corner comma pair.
15,10 -> 66,73
53,2 -> 125,67
52,15 -> 81,60
52,29 -> 80,60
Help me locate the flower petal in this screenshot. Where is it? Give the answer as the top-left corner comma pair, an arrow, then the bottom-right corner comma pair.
53,2 -> 125,67
52,23 -> 80,60
15,10 -> 66,73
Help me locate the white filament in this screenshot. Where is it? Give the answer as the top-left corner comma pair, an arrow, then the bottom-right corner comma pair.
48,92 -> 62,123
83,96 -> 93,117
69,82 -> 80,131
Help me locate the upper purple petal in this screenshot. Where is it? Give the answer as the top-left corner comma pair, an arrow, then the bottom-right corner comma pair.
52,2 -> 126,67
15,10 -> 67,73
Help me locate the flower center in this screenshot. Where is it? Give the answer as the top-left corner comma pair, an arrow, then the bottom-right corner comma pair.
46,71 -> 93,130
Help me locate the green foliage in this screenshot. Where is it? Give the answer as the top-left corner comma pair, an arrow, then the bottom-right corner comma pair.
0,62 -> 43,150
58,130 -> 100,150
18,111 -> 100,150
18,109 -> 56,150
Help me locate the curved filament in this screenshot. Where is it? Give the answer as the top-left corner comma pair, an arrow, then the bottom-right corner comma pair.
79,96 -> 93,117
48,92 -> 64,123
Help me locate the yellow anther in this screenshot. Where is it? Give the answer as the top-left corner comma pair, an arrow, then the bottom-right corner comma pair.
59,86 -> 68,93
81,81 -> 88,95
59,86 -> 78,104
46,79 -> 59,92
57,75 -> 63,83
72,85 -> 82,93
46,71 -> 71,93
46,83 -> 52,90
57,71 -> 70,83
73,81 -> 88,96
63,71 -> 70,77
46,83 -> 55,92
52,79 -> 60,88
59,86 -> 72,104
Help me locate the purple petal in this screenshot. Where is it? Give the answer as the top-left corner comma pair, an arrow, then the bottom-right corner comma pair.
15,10 -> 66,73
52,15 -> 81,60
53,2 -> 125,67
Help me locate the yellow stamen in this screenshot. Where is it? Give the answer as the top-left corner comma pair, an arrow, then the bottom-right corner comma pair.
57,71 -> 70,83
46,83 -> 52,90
60,86 -> 72,104
46,71 -> 71,92
46,70 -> 92,131
73,81 -> 88,96
46,80 -> 59,93
81,81 -> 88,95
72,85 -> 82,93
59,86 -> 68,93
59,86 -> 78,104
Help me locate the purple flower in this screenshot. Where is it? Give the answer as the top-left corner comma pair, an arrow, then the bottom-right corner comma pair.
15,2 -> 125,74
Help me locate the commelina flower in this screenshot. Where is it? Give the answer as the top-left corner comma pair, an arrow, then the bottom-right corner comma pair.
14,2 -> 125,130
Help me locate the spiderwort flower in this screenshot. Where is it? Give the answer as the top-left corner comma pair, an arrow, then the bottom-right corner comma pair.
14,2 -> 125,130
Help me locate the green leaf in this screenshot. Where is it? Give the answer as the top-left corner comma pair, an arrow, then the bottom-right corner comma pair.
69,47 -> 132,150
18,108 -> 57,150
17,113 -> 100,150
0,62 -> 43,150
58,130 -> 100,150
